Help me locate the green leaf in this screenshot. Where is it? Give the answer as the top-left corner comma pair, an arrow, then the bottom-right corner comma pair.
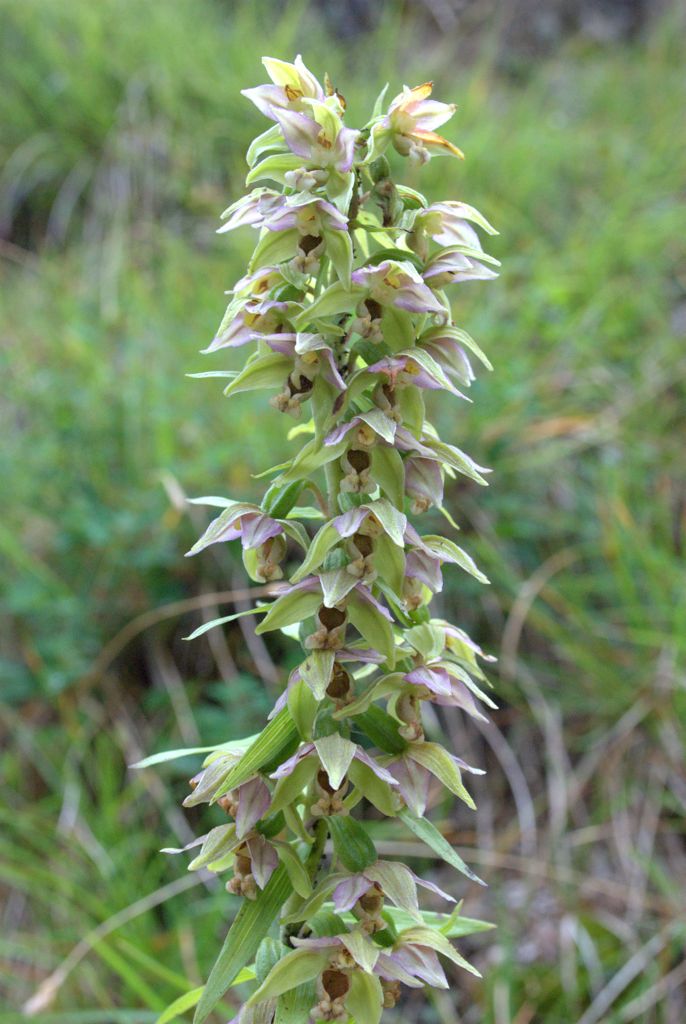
380,304 -> 415,352
397,385 -> 425,436
182,754 -> 241,807
155,986 -> 204,1024
246,948 -> 329,1007
255,586 -> 322,635
314,734 -> 357,790
184,606 -> 265,642
275,978 -> 317,1024
255,936 -> 288,984
346,758 -> 400,817
404,623 -> 446,662
365,861 -> 422,921
274,841 -> 312,899
188,824 -> 239,871
374,533 -> 405,598
131,739 -> 248,770
422,439 -> 489,485
249,226 -> 299,272
246,123 -> 285,167
346,591 -> 395,667
210,708 -> 299,802
345,971 -> 383,1024
288,679 -> 318,741
325,227 -> 353,287
335,672 -> 405,719
270,756 -> 317,817
292,282 -> 363,328
290,523 -> 339,583
278,435 -> 348,485
365,498 -> 406,546
299,649 -> 335,701
370,446 -> 405,509
398,809 -> 484,885
224,353 -> 291,398
262,480 -> 303,518
246,152 -> 304,186
355,706 -> 407,755
328,815 -> 377,872
193,864 -> 292,1023
396,183 -> 428,208
396,925 -> 481,977
279,874 -> 341,925
381,905 -> 494,937
409,742 -> 476,809
339,929 -> 380,973
358,409 -> 396,445
320,567 -> 358,607
419,535 -> 489,584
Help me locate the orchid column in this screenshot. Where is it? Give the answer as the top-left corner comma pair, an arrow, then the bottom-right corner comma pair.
174,56 -> 500,1024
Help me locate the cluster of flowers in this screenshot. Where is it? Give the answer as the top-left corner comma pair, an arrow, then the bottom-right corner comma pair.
171,56 -> 500,1024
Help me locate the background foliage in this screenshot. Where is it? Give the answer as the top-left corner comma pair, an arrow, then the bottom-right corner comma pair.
2,1 -> 685,1021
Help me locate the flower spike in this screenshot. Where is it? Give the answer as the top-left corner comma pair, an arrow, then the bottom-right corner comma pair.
155,55 -> 501,1024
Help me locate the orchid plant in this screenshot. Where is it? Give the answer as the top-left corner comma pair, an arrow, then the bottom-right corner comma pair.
152,55 -> 501,1024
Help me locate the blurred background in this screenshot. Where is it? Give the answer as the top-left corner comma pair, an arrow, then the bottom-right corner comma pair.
2,0 -> 685,1021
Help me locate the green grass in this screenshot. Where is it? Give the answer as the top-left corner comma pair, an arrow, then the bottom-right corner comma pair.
2,1 -> 686,1021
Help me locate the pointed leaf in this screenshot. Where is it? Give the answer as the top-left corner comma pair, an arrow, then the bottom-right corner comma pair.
246,153 -> 304,187
194,864 -> 292,1023
299,649 -> 335,701
346,592 -> 395,667
358,409 -> 396,444
328,815 -> 377,872
345,971 -> 383,1024
347,758 -> 400,817
288,679 -> 318,741
325,227 -> 353,287
320,567 -> 358,607
292,282 -> 364,328
184,605 -> 265,642
188,824 -> 239,870
278,435 -> 348,485
255,586 -> 322,635
274,841 -> 312,899
365,498 -> 406,547
224,353 -> 291,398
314,734 -> 356,790
396,925 -> 480,977
410,743 -> 476,809
355,706 -> 407,755
270,755 -> 318,816
290,523 -> 339,583
420,535 -> 489,584
370,445 -> 405,509
366,861 -> 421,921
246,949 -> 329,1007
422,439 -> 489,485
211,709 -> 299,802
398,809 -> 484,885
